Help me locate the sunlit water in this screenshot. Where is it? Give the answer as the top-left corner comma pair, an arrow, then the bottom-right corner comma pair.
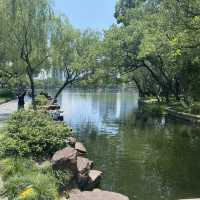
56,88 -> 200,200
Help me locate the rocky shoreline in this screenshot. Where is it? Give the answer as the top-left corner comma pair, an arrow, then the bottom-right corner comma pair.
139,98 -> 200,125
165,107 -> 200,124
51,136 -> 129,200
44,101 -> 130,200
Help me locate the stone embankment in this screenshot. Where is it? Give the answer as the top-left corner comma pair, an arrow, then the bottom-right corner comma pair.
68,189 -> 129,200
138,98 -> 200,124
51,136 -> 129,200
166,108 -> 200,124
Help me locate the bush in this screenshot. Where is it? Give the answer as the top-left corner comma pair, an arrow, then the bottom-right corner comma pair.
0,111 -> 71,159
54,170 -> 73,191
0,89 -> 15,100
143,104 -> 165,116
35,95 -> 49,106
0,158 -> 59,200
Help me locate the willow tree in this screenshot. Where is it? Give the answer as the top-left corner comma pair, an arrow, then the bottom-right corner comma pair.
51,16 -> 101,102
1,0 -> 52,109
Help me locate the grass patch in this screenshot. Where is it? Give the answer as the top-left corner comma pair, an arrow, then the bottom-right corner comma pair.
0,158 -> 60,200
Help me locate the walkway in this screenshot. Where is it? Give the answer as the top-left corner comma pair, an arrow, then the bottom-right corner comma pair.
0,100 -> 17,127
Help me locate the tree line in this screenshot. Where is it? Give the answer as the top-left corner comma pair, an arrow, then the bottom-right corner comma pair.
0,0 -> 200,109
107,0 -> 200,103
0,0 -> 102,109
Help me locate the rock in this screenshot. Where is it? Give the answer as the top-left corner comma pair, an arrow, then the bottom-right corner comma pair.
47,104 -> 60,110
69,188 -> 81,195
88,170 -> 102,182
65,137 -> 77,147
75,142 -> 87,155
77,156 -> 93,174
87,170 -> 103,189
49,110 -> 63,121
77,173 -> 89,189
51,147 -> 77,172
69,189 -> 129,200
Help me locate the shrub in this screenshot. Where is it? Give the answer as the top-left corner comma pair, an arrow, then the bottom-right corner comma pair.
35,95 -> 49,106
143,104 -> 165,116
54,170 -> 73,190
0,111 -> 71,159
0,158 -> 59,200
0,89 -> 15,100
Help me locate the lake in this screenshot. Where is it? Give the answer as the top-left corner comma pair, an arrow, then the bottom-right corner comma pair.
56,88 -> 200,200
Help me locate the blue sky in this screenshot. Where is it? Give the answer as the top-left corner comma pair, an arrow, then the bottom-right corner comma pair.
54,0 -> 117,30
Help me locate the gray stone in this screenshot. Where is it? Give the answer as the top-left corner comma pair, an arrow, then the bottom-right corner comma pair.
77,156 -> 93,174
75,142 -> 87,155
77,173 -> 89,189
69,189 -> 129,200
65,137 -> 77,147
51,147 -> 77,172
87,170 -> 103,189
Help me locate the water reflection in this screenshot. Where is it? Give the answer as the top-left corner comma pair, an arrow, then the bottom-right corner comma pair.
58,88 -> 200,200
60,88 -> 138,134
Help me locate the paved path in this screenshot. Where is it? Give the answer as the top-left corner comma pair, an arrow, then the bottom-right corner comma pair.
0,100 -> 17,199
0,100 -> 17,127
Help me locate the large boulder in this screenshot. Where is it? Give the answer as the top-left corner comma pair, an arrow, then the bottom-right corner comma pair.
69,189 -> 129,200
77,173 -> 89,189
65,137 -> 77,147
75,142 -> 87,155
77,156 -> 93,174
87,170 -> 103,189
76,157 -> 93,189
51,147 -> 77,172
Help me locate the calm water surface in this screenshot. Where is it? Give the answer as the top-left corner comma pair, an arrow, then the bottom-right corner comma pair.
57,88 -> 200,200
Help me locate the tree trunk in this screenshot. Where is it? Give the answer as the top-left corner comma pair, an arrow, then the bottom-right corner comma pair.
133,77 -> 145,98
175,78 -> 180,101
165,91 -> 170,104
18,92 -> 26,110
52,80 -> 69,103
27,65 -> 36,110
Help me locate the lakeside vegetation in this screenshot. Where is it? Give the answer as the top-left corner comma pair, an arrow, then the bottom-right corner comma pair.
0,89 -> 15,104
0,0 -> 200,199
0,107 -> 72,199
1,0 -> 200,112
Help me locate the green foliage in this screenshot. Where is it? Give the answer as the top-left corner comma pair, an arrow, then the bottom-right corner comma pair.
190,103 -> 200,115
0,111 -> 71,159
0,89 -> 15,102
105,0 -> 200,101
35,78 -> 64,90
50,16 -> 102,98
54,170 -> 73,190
0,158 -> 59,200
143,103 -> 165,116
35,95 -> 49,106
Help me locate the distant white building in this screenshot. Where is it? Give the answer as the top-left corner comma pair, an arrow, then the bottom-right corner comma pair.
35,68 -> 65,81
